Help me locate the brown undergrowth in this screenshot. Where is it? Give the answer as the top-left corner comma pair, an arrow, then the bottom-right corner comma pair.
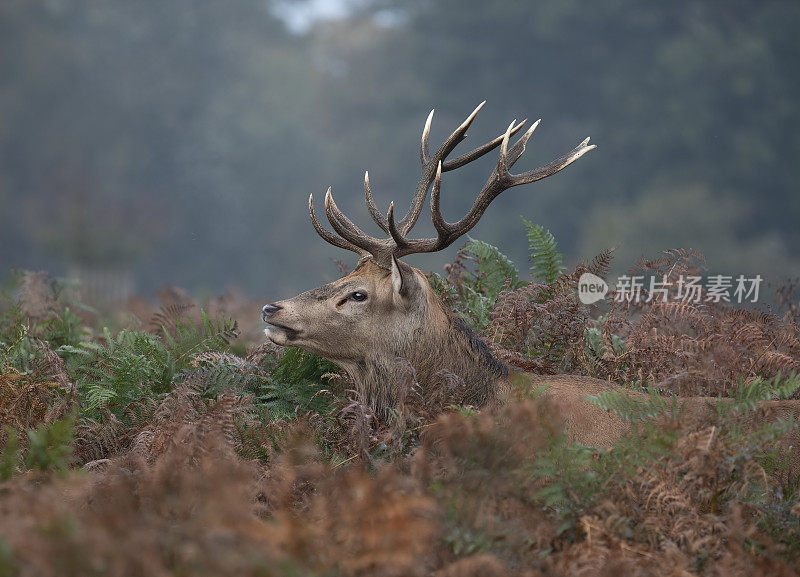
1,388 -> 798,576
1,256 -> 799,575
485,249 -> 800,397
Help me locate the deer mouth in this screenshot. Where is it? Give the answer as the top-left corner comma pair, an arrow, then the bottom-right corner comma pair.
264,322 -> 301,344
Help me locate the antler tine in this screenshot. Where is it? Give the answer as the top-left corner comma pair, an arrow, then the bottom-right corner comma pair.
386,202 -> 409,248
429,161 -> 448,237
426,120 -> 517,238
324,187 -> 383,252
441,119 -> 527,171
508,136 -> 596,186
324,188 -> 359,236
496,119 -> 517,179
364,171 -> 390,233
505,119 -> 540,170
420,109 -> 435,165
398,101 -> 486,235
309,193 -> 369,256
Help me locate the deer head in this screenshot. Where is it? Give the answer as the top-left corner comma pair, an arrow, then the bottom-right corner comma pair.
262,102 -> 594,413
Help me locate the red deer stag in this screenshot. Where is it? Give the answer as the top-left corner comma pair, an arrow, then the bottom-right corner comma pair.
262,102 -> 799,464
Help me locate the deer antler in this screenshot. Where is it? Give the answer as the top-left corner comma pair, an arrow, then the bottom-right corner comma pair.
309,102 -> 595,268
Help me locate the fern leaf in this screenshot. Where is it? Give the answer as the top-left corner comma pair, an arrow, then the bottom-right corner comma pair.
725,372 -> 800,416
460,238 -> 520,298
588,388 -> 678,423
523,218 -> 564,285
85,383 -> 117,409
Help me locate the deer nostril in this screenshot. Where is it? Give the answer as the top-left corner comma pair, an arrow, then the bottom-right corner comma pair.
261,304 -> 282,322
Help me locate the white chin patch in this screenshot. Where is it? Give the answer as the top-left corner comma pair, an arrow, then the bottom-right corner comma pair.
264,326 -> 286,345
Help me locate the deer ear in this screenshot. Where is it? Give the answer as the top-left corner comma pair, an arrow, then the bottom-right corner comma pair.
391,255 -> 411,298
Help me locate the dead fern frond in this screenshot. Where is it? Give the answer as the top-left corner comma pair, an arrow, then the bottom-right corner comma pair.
148,302 -> 195,333
0,364 -> 76,450
74,411 -> 127,463
190,350 -> 247,368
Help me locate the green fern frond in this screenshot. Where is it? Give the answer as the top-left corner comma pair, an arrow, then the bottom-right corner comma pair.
588,388 -> 679,423
59,312 -> 242,421
253,347 -> 341,421
460,238 -> 521,299
161,310 -> 239,364
23,413 -> 75,473
522,218 -> 564,285
0,427 -> 20,481
724,372 -> 800,416
440,238 -> 522,331
584,324 -> 626,361
427,272 -> 459,302
181,362 -> 264,399
85,383 -> 117,409
529,436 -> 600,536
59,329 -> 175,421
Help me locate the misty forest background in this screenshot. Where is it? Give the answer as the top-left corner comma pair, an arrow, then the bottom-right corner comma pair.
1,0 -> 798,304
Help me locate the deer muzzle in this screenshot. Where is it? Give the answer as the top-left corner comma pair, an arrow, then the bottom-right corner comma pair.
261,303 -> 282,322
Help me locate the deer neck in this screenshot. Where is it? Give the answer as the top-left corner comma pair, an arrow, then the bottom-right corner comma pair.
339,299 -> 509,414
405,306 -> 509,404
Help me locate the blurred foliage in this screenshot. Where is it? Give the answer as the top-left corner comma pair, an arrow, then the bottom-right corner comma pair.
0,0 -> 797,296
1,414 -> 76,480
22,413 -> 75,474
580,185 -> 796,279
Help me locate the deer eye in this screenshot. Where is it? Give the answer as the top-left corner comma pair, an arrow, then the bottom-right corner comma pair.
336,291 -> 368,307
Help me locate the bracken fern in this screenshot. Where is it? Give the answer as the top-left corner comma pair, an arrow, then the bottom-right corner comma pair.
523,217 -> 565,285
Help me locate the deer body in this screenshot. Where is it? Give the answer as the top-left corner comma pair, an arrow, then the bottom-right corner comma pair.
262,103 -> 799,470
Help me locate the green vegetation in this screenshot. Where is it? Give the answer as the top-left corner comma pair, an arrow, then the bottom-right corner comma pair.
60,313 -> 239,420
